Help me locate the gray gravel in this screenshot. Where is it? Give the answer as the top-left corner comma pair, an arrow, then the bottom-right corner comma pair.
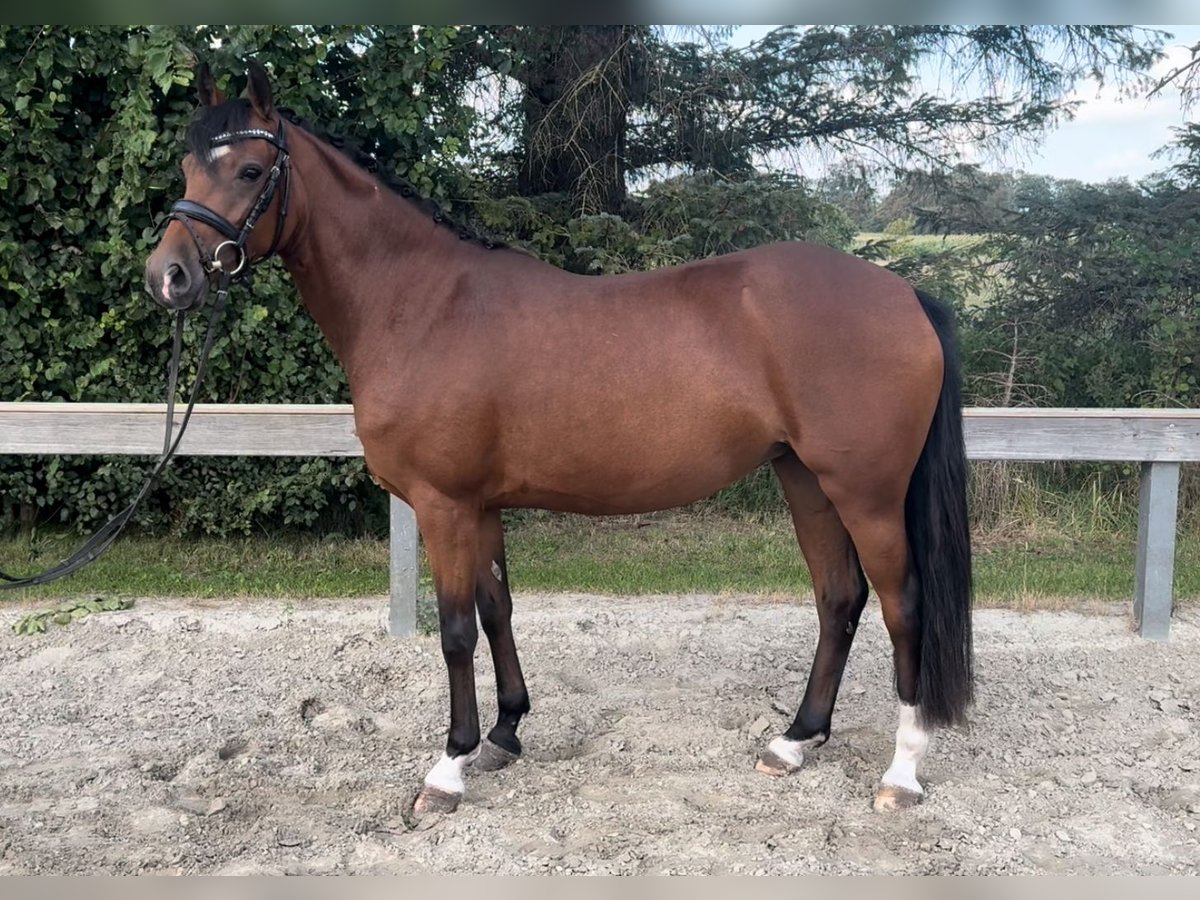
0,594 -> 1197,874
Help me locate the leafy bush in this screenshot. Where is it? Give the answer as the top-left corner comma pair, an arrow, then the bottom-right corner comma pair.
478,173 -> 854,276
0,25 -> 478,535
3,26 -> 1191,538
964,178 -> 1200,411
0,27 -> 857,536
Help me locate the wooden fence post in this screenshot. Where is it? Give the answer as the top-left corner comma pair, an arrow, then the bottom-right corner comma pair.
1134,461 -> 1180,641
389,496 -> 419,638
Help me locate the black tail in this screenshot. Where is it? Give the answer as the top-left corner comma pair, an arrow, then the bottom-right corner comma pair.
906,290 -> 974,728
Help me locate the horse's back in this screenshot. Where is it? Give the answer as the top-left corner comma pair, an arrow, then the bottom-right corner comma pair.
357,239 -> 944,513
589,239 -> 946,492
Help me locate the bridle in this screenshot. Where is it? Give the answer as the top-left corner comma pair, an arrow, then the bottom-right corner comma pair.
164,117 -> 292,283
0,119 -> 292,591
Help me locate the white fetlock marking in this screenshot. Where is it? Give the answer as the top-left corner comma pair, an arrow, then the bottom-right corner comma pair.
423,745 -> 481,795
767,736 -> 811,768
880,703 -> 929,794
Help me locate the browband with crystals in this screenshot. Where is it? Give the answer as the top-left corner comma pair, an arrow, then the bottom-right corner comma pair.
163,118 -> 292,278
211,128 -> 287,151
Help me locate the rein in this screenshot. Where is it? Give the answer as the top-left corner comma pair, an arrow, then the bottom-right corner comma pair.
0,122 -> 291,591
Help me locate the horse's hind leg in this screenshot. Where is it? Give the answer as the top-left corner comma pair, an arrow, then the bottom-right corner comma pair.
473,509 -> 531,770
756,452 -> 869,776
826,488 -> 929,812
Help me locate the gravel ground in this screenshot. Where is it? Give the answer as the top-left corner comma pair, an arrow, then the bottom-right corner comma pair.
0,594 -> 1197,875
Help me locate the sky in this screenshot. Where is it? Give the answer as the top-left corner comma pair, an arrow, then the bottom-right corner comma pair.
730,25 -> 1200,184
1016,26 -> 1200,182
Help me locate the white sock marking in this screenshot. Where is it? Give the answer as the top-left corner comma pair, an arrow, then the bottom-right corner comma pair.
880,703 -> 929,794
766,735 -> 818,769
423,745 -> 481,796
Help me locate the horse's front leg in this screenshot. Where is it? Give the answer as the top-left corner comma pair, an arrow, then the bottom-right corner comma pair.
473,509 -> 530,770
412,495 -> 482,816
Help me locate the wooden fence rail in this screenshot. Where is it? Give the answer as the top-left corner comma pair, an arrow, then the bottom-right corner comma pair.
1,403 -> 1197,639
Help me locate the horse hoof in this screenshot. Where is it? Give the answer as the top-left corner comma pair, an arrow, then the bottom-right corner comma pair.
473,738 -> 521,772
755,747 -> 803,777
873,784 -> 923,812
413,785 -> 462,817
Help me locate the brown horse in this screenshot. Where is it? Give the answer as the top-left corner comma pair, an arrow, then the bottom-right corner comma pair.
145,62 -> 973,816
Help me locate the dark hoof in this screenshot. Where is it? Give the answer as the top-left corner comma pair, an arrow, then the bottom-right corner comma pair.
755,746 -> 803,777
473,738 -> 521,772
413,785 -> 461,817
873,784 -> 924,812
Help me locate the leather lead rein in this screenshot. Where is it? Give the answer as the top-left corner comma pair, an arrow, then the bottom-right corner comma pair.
0,120 -> 291,590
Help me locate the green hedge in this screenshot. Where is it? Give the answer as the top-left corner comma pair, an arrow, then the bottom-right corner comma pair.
0,26 -> 484,535
8,27 -> 1188,539
0,26 -> 856,536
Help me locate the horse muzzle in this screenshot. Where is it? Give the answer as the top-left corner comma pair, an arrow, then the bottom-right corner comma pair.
145,257 -> 210,312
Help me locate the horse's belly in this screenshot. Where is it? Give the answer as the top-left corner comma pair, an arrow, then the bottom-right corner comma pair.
490,415 -> 782,514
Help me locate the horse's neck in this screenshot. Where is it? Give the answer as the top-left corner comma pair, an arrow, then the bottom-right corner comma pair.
278,137 -> 471,381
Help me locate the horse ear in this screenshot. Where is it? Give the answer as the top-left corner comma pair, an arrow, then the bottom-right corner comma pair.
195,62 -> 225,107
245,59 -> 275,120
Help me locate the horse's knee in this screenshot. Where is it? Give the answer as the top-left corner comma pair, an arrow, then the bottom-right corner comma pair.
439,610 -> 478,661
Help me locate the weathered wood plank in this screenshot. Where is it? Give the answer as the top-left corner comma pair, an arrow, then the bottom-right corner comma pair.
2,402 -> 1196,642
3,403 -> 1199,461
0,403 -> 361,456
963,410 -> 1200,462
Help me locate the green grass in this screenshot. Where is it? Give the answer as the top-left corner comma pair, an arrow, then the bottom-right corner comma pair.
0,531 -> 391,601
974,535 -> 1199,605
2,512 -> 1196,607
508,513 -> 810,595
507,513 -> 1200,605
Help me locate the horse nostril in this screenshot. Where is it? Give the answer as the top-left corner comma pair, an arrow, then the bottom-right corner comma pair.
162,263 -> 193,301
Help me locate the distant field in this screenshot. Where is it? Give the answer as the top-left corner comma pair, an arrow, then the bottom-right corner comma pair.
854,231 -> 1001,308
854,231 -> 989,253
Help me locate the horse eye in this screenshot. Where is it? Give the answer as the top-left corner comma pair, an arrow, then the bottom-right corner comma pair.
239,165 -> 263,182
